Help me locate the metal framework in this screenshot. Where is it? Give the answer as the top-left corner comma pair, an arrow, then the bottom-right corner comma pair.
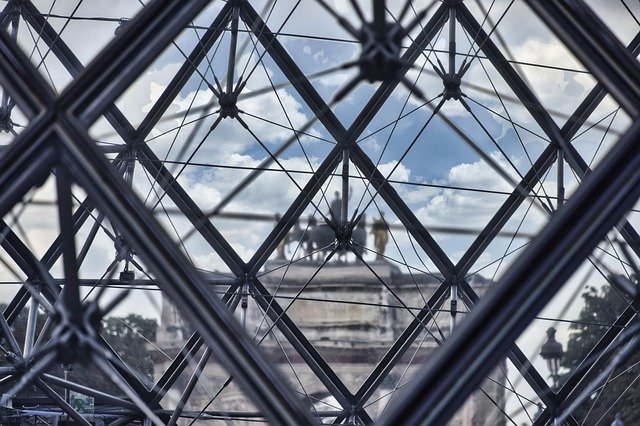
0,0 -> 639,424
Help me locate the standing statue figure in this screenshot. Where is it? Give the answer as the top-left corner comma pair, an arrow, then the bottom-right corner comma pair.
329,191 -> 342,224
306,215 -> 318,260
275,213 -> 286,259
291,220 -> 306,258
352,214 -> 367,258
371,213 -> 389,260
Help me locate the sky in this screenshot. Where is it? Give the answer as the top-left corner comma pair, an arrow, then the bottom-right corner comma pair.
1,0 -> 640,423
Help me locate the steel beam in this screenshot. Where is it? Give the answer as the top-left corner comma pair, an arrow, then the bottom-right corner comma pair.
248,275 -> 357,413
523,0 -> 640,117
56,115 -> 314,424
456,284 -> 558,411
248,145 -> 342,273
136,144 -> 247,277
19,1 -> 138,143
0,23 -> 52,117
353,281 -> 449,409
565,143 -> 640,259
0,2 -> 12,31
456,144 -> 557,275
345,0 -> 452,141
549,306 -> 639,422
239,0 -> 347,142
456,4 -> 565,145
378,112 -> 640,425
350,144 -> 455,277
59,0 -> 211,126
151,290 -> 240,406
0,220 -> 43,278
135,1 -> 234,139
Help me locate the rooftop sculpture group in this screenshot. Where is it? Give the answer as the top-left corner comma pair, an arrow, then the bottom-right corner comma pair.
275,191 -> 390,261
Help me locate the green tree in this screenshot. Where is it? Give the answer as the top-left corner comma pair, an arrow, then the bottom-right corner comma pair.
101,314 -> 157,383
561,283 -> 640,425
562,284 -> 628,370
0,306 -> 158,398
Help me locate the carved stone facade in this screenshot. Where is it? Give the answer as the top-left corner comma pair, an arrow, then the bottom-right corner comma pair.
156,260 -> 505,424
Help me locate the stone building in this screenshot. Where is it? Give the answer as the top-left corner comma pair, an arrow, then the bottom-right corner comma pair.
156,259 -> 505,425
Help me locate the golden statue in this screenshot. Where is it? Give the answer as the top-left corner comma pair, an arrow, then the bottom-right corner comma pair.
371,213 -> 389,260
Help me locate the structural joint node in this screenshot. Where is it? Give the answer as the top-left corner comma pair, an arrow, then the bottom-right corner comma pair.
443,73 -> 462,101
358,22 -> 404,83
218,91 -> 240,119
0,105 -> 13,133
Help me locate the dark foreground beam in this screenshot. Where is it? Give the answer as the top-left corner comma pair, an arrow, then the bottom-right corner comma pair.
377,116 -> 640,425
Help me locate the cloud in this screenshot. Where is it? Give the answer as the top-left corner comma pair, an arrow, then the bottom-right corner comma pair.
412,153 -> 546,230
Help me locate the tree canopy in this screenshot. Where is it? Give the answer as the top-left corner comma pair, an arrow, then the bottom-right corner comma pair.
0,305 -> 158,398
561,282 -> 640,425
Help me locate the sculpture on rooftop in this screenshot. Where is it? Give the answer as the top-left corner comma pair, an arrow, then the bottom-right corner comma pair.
371,213 -> 390,260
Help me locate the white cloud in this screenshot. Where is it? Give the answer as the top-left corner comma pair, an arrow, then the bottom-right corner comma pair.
412,153 -> 547,230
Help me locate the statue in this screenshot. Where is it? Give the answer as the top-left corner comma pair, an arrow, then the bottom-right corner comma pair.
371,213 -> 389,260
329,191 -> 342,223
352,214 -> 367,258
275,213 -> 286,259
290,220 -> 306,258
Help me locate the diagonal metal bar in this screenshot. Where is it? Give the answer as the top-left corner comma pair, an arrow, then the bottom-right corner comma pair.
0,19 -> 53,117
56,113 -> 315,424
350,144 -> 455,277
377,114 -> 640,425
150,288 -> 240,406
353,280 -> 450,409
248,275 -> 357,412
345,0 -> 452,141
0,114 -> 56,218
455,281 -> 559,411
544,310 -> 639,425
0,219 -> 43,278
523,0 -> 640,117
58,0 -> 211,126
19,0 -> 138,143
239,0 -> 347,142
0,2 -> 13,31
137,144 -> 247,276
561,30 -> 640,138
566,142 -> 640,260
248,145 -> 342,273
456,3 -> 566,146
150,333 -> 205,405
456,144 -> 557,276
135,1 -> 234,139
167,346 -> 212,426
3,287 -> 30,325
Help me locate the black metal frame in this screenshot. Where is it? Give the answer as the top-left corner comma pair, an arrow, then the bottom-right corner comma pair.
0,0 -> 638,424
